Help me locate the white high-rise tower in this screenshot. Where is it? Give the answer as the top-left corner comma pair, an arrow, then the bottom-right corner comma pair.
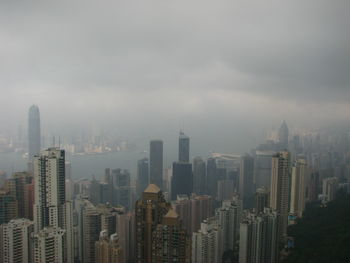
33,148 -> 73,263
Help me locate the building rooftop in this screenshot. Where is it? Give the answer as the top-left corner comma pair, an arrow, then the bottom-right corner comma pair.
144,184 -> 160,193
164,209 -> 179,219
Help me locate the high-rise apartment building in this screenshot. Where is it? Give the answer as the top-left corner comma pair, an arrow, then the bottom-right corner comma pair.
290,159 -> 308,218
33,148 -> 74,263
0,189 -> 18,225
137,158 -> 149,197
82,203 -> 121,263
192,157 -> 207,195
255,187 -> 269,215
270,151 -> 290,240
116,212 -> 135,263
33,227 -> 65,263
173,194 -> 213,235
0,218 -> 34,263
28,105 -> 41,162
8,172 -> 33,219
179,131 -> 190,163
217,199 -> 241,252
152,209 -> 191,263
171,162 -> 193,200
149,140 -> 163,189
192,218 -> 224,263
239,208 -> 279,263
322,177 -> 338,203
135,184 -> 171,263
95,231 -> 124,263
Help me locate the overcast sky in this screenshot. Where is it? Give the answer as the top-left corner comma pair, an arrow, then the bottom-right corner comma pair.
0,0 -> 349,153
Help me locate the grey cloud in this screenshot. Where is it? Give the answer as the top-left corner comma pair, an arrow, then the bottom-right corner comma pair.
0,0 -> 349,141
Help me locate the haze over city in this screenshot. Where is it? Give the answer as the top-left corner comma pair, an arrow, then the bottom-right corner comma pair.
1,0 -> 349,155
0,1 -> 349,263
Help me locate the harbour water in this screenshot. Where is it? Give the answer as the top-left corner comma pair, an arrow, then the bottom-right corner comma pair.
0,151 -> 150,180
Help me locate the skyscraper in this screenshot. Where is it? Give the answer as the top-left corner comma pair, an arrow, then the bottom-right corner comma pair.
278,121 -> 289,149
0,189 -> 18,225
192,218 -> 224,263
33,148 -> 66,231
33,148 -> 74,263
179,131 -> 190,163
270,151 -> 290,240
239,155 -> 255,209
28,105 -> 41,162
95,231 -> 124,263
239,208 -> 279,263
290,159 -> 308,218
8,172 -> 33,219
33,227 -> 65,263
217,199 -> 241,252
149,140 -> 163,189
152,209 -> 191,263
193,157 -> 207,195
255,187 -> 269,215
137,158 -> 149,197
135,184 -> 171,263
171,162 -> 193,200
0,218 -> 34,263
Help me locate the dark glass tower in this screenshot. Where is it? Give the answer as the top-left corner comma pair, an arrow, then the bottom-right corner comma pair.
28,105 -> 41,161
178,131 -> 189,163
171,162 -> 193,200
149,140 -> 163,189
137,158 -> 149,197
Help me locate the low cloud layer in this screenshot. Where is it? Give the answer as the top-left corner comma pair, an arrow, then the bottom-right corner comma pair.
0,0 -> 349,151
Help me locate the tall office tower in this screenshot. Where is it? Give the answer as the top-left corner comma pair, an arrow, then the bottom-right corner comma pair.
239,208 -> 279,263
217,199 -> 241,252
278,121 -> 289,149
149,140 -> 163,189
8,172 -> 33,219
0,219 -> 34,263
33,148 -> 74,263
254,151 -> 275,189
270,151 -> 290,240
135,184 -> 171,263
217,179 -> 235,201
255,187 -> 269,215
322,177 -> 338,203
137,158 -> 149,197
28,105 -> 41,162
193,157 -> 207,195
179,131 -> 190,163
116,212 -> 135,263
95,231 -> 124,263
113,169 -> 132,211
152,209 -> 191,263
192,218 -> 224,263
171,162 -> 193,200
0,189 -> 18,225
0,171 -> 6,188
239,155 -> 255,209
33,227 -> 65,263
206,157 -> 217,197
290,159 -> 308,218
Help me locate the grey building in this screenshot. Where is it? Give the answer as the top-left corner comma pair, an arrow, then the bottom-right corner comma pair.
149,140 -> 163,189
